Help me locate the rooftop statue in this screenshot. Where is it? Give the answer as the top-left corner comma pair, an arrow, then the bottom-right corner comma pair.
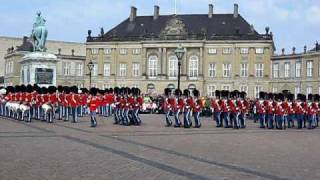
31,11 -> 48,52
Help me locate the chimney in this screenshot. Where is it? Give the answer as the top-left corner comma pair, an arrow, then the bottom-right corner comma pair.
71,49 -> 75,56
265,27 -> 270,35
130,6 -> 137,22
233,4 -> 239,18
281,48 -> 285,55
208,4 -> 213,18
292,47 -> 296,54
304,46 -> 307,53
154,5 -> 159,20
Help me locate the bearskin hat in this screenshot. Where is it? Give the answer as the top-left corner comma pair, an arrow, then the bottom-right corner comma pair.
240,91 -> 246,99
221,90 -> 229,98
20,85 -> 26,92
48,86 -> 56,94
57,85 -> 63,93
287,93 -> 294,101
308,94 -> 313,101
90,87 -> 97,96
259,92 -> 266,99
215,90 -> 221,98
174,89 -> 182,97
182,89 -> 190,97
109,88 -> 114,93
164,88 -> 171,96
114,87 -> 120,95
193,89 -> 200,97
6,86 -> 14,93
63,86 -> 70,94
26,84 -> 33,93
314,94 -> 320,102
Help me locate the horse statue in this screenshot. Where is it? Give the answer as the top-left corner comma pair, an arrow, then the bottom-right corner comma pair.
31,11 -> 48,52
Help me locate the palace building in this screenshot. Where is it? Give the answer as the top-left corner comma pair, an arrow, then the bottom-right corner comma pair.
85,4 -> 274,98
270,43 -> 320,97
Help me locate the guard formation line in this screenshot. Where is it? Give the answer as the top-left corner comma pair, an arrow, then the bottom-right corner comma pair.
0,84 -> 319,130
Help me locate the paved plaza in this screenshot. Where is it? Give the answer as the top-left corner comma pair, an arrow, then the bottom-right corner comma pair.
0,114 -> 320,180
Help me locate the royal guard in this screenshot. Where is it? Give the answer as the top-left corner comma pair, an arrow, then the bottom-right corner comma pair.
182,89 -> 191,128
113,87 -> 121,124
256,92 -> 266,128
164,88 -> 174,127
274,93 -> 284,129
238,91 -> 247,128
87,87 -> 98,127
100,90 -> 107,117
212,90 -> 222,127
134,88 -> 143,125
193,89 -> 202,128
49,86 -> 57,120
307,94 -> 316,129
174,89 -> 183,128
57,86 -> 64,120
228,91 -> 239,129
106,88 -> 113,117
63,87 -> 71,121
220,90 -> 230,128
79,88 -> 88,117
286,94 -> 295,128
119,88 -> 127,125
70,86 -> 79,123
127,88 -> 136,125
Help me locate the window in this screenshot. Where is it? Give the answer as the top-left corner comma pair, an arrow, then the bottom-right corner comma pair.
223,86 -> 230,91
306,86 -> 312,95
132,48 -> 141,55
189,56 -> 199,77
295,62 -> 301,77
307,60 -> 313,77
6,61 -> 13,74
272,87 -> 278,93
103,48 -> 111,54
75,63 -> 83,76
132,63 -> 140,77
240,86 -> 248,93
207,85 -> 216,97
168,56 -> 178,78
255,48 -> 264,54
119,48 -> 127,55
91,48 -> 99,55
255,63 -> 264,77
92,63 -> 98,76
222,48 -> 232,54
273,63 -> 279,78
148,56 -> 158,78
255,86 -> 262,98
295,87 -> 301,99
119,63 -> 127,77
240,63 -> 248,77
63,62 -> 72,76
208,48 -> 217,54
208,63 -> 216,77
103,63 -> 110,77
240,48 -> 249,54
223,64 -> 231,77
284,62 -> 290,78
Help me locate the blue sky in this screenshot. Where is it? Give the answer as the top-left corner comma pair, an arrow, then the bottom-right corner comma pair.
0,0 -> 319,53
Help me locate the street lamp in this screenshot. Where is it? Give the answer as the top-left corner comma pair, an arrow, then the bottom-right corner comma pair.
174,44 -> 185,91
87,60 -> 94,88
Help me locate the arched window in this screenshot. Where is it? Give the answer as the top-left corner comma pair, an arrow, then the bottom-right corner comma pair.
148,55 -> 158,77
189,55 -> 198,77
168,56 -> 178,78
147,83 -> 155,93
167,84 -> 175,90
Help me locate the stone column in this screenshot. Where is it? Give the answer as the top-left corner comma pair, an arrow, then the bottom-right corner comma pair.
182,47 -> 187,75
158,48 -> 163,74
200,47 -> 203,76
162,48 -> 167,76
145,49 -> 148,76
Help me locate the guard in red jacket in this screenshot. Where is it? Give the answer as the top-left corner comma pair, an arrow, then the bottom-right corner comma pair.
211,92 -> 222,127
174,89 -> 183,127
192,89 -> 202,128
87,88 -> 99,127
164,88 -> 174,127
183,89 -> 193,128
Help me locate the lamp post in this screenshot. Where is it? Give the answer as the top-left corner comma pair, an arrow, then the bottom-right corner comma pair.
174,44 -> 185,91
87,60 -> 94,88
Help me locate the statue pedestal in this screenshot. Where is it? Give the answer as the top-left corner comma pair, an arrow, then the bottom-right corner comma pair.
20,52 -> 59,87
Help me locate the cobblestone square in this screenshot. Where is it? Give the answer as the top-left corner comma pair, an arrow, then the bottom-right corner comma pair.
1,114 -> 320,180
